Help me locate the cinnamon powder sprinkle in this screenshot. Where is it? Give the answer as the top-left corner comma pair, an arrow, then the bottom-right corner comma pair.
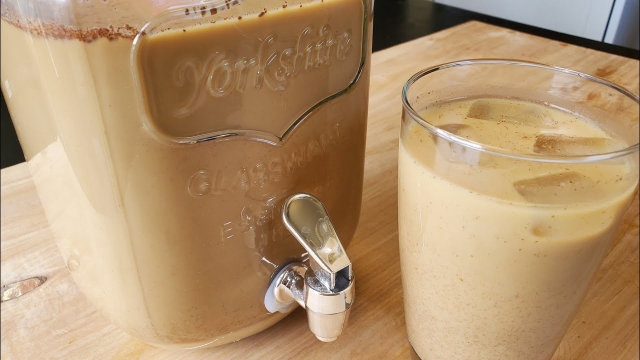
1,1 -> 275,43
1,9 -> 138,42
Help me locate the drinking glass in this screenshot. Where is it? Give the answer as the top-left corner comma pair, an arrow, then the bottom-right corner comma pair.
398,59 -> 639,359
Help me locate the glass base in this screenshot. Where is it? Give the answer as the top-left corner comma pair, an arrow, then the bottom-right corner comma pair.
409,342 -> 422,360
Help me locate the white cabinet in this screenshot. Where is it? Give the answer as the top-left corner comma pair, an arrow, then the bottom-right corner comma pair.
604,0 -> 639,49
434,0 -> 614,41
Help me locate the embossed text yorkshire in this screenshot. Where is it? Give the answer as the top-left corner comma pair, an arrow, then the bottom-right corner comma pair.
173,24 -> 354,117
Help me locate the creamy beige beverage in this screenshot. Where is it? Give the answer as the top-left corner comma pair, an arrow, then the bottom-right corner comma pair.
1,0 -> 371,348
398,97 -> 638,359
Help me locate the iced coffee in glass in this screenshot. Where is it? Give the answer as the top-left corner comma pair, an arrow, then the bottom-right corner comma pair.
398,60 -> 639,359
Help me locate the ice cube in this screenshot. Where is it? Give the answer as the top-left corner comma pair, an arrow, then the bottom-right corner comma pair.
439,123 -> 475,137
533,134 -> 623,156
429,123 -> 477,142
513,171 -> 602,204
432,123 -> 481,166
467,99 -> 557,128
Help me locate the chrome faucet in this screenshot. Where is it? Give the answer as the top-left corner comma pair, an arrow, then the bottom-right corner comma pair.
264,194 -> 355,342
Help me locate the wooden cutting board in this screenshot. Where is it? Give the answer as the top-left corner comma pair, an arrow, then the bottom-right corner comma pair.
1,21 -> 638,360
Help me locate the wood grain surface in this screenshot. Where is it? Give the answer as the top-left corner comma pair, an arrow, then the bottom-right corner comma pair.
1,21 -> 638,360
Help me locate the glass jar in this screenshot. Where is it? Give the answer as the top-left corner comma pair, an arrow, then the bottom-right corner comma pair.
1,0 -> 372,348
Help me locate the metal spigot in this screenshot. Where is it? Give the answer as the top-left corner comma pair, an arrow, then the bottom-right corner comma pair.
264,194 -> 355,342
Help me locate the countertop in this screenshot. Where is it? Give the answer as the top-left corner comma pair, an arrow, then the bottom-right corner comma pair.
1,20 -> 639,360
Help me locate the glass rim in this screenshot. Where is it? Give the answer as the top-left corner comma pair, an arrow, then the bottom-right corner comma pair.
401,58 -> 640,163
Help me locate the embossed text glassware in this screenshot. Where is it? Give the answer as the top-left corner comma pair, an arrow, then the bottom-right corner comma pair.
0,0 -> 373,348
398,60 -> 639,359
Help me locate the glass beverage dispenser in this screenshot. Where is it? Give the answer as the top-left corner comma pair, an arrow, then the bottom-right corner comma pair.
0,0 -> 372,348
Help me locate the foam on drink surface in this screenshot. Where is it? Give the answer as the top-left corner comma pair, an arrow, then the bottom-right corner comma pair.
405,97 -> 635,205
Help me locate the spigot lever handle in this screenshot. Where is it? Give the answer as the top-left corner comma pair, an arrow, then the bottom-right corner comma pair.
264,193 -> 355,342
282,194 -> 353,291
